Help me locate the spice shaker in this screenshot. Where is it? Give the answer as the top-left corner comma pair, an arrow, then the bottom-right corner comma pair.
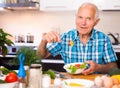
29,64 -> 42,88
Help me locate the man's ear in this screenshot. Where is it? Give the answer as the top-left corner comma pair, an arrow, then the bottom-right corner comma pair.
94,18 -> 100,26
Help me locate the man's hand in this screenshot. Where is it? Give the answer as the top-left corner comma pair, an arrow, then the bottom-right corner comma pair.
82,60 -> 117,75
42,31 -> 61,43
82,60 -> 100,75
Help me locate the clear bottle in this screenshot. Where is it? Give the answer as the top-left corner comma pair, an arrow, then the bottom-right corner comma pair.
42,74 -> 51,88
18,77 -> 26,88
29,64 -> 42,88
54,74 -> 62,88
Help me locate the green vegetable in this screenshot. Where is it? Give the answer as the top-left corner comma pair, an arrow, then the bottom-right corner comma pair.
0,79 -> 6,83
109,67 -> 120,76
0,67 -> 10,75
80,63 -> 87,69
71,66 -> 77,74
44,69 -> 56,79
0,67 -> 17,75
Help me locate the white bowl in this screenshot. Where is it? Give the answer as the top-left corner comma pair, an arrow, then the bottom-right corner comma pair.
0,81 -> 18,88
62,79 -> 94,88
63,62 -> 88,74
0,75 -> 18,88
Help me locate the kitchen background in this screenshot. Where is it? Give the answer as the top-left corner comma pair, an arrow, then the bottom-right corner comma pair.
0,10 -> 120,45
0,0 -> 120,71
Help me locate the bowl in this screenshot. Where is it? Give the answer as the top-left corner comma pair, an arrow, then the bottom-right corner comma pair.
62,79 -> 94,88
0,75 -> 18,88
0,81 -> 18,88
63,62 -> 88,74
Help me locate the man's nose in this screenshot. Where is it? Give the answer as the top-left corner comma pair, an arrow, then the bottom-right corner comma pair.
81,19 -> 87,25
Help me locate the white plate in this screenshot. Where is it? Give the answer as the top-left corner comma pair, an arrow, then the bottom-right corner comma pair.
62,79 -> 94,88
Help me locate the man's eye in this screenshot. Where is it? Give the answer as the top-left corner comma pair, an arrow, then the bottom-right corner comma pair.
78,16 -> 82,19
87,17 -> 91,20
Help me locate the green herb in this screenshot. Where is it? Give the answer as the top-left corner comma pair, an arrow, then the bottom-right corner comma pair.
80,63 -> 87,69
64,81 -> 68,85
44,69 -> 56,79
8,46 -> 41,66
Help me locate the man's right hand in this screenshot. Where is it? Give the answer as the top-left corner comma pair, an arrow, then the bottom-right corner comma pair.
42,31 -> 61,43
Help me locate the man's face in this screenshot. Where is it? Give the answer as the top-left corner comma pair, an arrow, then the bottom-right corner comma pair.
76,6 -> 98,35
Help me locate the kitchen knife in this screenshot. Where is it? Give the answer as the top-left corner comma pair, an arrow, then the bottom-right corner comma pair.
50,69 -> 71,79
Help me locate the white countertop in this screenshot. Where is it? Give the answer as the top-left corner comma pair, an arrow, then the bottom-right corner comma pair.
113,45 -> 120,52
41,59 -> 64,64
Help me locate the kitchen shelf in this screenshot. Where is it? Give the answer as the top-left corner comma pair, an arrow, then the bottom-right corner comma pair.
0,3 -> 36,7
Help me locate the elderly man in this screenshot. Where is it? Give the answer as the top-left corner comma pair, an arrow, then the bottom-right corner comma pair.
37,2 -> 118,75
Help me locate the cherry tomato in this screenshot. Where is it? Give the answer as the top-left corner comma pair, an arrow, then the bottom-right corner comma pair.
75,64 -> 81,68
5,72 -> 18,83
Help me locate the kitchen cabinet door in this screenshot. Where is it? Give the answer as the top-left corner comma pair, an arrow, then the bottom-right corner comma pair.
90,0 -> 103,10
40,0 -> 103,11
40,0 -> 73,11
40,0 -> 94,11
101,0 -> 120,10
72,0 -> 90,10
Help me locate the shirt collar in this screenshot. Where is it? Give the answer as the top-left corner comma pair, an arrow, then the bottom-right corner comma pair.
73,28 -> 97,40
90,29 -> 97,40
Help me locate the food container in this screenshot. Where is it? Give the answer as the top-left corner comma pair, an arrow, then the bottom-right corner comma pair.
15,34 -> 34,43
28,64 -> 42,88
27,35 -> 34,43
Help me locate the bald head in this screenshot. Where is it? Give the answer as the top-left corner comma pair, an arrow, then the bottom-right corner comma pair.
78,2 -> 99,19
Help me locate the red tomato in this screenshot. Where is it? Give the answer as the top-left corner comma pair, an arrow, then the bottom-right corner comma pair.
5,72 -> 18,83
75,64 -> 81,68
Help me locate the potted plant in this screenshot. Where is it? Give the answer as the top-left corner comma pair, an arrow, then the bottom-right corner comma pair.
0,28 -> 14,57
8,46 -> 41,66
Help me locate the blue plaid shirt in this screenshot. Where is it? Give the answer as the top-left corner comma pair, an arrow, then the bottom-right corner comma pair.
47,29 -> 117,64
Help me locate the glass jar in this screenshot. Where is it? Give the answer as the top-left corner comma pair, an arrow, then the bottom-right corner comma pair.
42,74 -> 51,88
28,64 -> 42,88
54,74 -> 62,87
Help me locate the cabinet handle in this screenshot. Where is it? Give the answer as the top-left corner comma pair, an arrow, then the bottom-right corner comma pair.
45,6 -> 67,9
114,5 -> 120,8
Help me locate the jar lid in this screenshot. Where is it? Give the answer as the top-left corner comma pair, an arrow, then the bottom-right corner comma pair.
30,64 -> 42,68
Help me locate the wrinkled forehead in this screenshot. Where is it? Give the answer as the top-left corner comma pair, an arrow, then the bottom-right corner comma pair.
80,4 -> 96,13
77,3 -> 98,18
